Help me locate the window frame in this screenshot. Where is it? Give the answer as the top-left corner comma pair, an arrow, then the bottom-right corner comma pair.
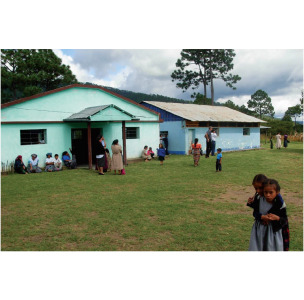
20,129 -> 47,145
125,127 -> 139,139
243,128 -> 250,136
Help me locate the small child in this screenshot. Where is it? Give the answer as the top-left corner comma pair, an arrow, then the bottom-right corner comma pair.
248,178 -> 289,251
147,147 -> 155,159
216,148 -> 222,172
247,174 -> 268,206
157,143 -> 166,165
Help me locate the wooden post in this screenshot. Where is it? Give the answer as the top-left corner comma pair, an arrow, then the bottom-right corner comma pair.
87,122 -> 92,169
122,121 -> 127,165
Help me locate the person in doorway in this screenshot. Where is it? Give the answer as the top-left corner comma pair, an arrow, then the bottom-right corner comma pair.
211,129 -> 217,156
162,134 -> 169,155
14,155 -> 28,174
45,153 -> 55,172
205,126 -> 212,158
28,154 -> 42,173
54,154 -> 62,171
95,135 -> 106,175
111,139 -> 123,175
275,133 -> 282,149
191,138 -> 202,167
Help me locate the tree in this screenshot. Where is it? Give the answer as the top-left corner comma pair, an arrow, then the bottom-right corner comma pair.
171,49 -> 241,105
247,90 -> 274,119
284,104 -> 302,129
193,93 -> 212,105
1,49 -> 78,103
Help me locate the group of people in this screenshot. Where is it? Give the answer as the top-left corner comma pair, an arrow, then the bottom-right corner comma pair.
191,126 -> 222,171
271,133 -> 290,149
142,144 -> 166,165
14,150 -> 76,174
247,174 -> 289,251
95,135 -> 124,175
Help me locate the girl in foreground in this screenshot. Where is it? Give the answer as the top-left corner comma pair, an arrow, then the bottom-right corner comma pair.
248,178 -> 289,251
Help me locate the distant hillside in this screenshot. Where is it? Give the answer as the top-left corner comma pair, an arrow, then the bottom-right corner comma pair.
82,82 -> 192,104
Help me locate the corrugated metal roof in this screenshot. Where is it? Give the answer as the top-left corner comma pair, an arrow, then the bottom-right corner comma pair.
143,101 -> 266,123
64,105 -> 136,121
66,105 -> 110,120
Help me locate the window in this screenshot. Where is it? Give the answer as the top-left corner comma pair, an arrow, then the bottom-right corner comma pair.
20,129 -> 47,145
72,129 -> 83,140
243,128 -> 250,136
126,127 -> 139,139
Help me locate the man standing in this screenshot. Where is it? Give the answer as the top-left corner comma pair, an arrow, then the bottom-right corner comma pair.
204,126 -> 212,158
211,129 -> 217,156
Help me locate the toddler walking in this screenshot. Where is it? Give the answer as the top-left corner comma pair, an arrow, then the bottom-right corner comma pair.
216,148 -> 222,172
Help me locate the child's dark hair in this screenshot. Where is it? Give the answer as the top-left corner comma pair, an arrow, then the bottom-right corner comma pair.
194,138 -> 198,146
263,178 -> 281,192
252,174 -> 268,185
217,148 -> 222,152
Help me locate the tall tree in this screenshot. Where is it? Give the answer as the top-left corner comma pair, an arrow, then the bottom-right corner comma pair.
247,90 -> 275,118
171,49 -> 241,105
284,104 -> 302,129
1,49 -> 78,103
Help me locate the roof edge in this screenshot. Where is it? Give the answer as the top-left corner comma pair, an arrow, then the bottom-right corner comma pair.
1,84 -> 161,120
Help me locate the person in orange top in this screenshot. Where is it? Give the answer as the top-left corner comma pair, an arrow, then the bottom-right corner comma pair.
191,138 -> 202,167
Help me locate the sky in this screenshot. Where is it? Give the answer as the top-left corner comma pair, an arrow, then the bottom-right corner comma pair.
54,49 -> 303,118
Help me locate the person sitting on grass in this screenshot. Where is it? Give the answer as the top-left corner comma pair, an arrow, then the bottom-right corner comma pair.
54,154 -> 62,171
14,155 -> 28,174
147,147 -> 155,159
157,143 -> 166,165
28,154 -> 42,173
62,151 -> 77,169
216,148 -> 222,172
142,145 -> 151,162
45,153 -> 55,172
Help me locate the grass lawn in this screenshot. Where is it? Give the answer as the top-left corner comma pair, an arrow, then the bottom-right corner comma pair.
1,142 -> 303,251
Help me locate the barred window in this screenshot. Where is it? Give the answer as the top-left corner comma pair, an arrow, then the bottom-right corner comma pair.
20,129 -> 47,145
126,127 -> 139,139
243,128 -> 250,136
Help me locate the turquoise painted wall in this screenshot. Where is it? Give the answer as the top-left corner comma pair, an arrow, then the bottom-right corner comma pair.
1,87 -> 160,165
1,87 -> 159,122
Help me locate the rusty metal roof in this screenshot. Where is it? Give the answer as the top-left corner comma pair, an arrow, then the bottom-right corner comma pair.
143,101 -> 266,123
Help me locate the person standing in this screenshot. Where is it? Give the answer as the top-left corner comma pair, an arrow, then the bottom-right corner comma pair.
95,135 -> 106,175
111,139 -> 123,175
157,143 -> 166,165
162,134 -> 169,155
204,126 -> 212,158
216,148 -> 222,172
191,138 -> 202,167
283,134 -> 288,148
275,133 -> 282,149
211,129 -> 217,156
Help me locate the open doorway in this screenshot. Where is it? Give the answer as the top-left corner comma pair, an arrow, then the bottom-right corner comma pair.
71,128 -> 102,164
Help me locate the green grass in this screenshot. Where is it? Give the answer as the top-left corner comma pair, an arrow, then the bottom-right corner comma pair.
1,142 -> 303,251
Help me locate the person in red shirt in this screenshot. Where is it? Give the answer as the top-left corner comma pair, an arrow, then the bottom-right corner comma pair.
191,138 -> 202,167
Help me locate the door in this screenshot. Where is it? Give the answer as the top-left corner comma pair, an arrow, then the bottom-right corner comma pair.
71,128 -> 102,165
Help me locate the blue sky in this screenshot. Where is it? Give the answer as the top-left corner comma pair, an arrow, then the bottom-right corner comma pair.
57,49 -> 303,118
